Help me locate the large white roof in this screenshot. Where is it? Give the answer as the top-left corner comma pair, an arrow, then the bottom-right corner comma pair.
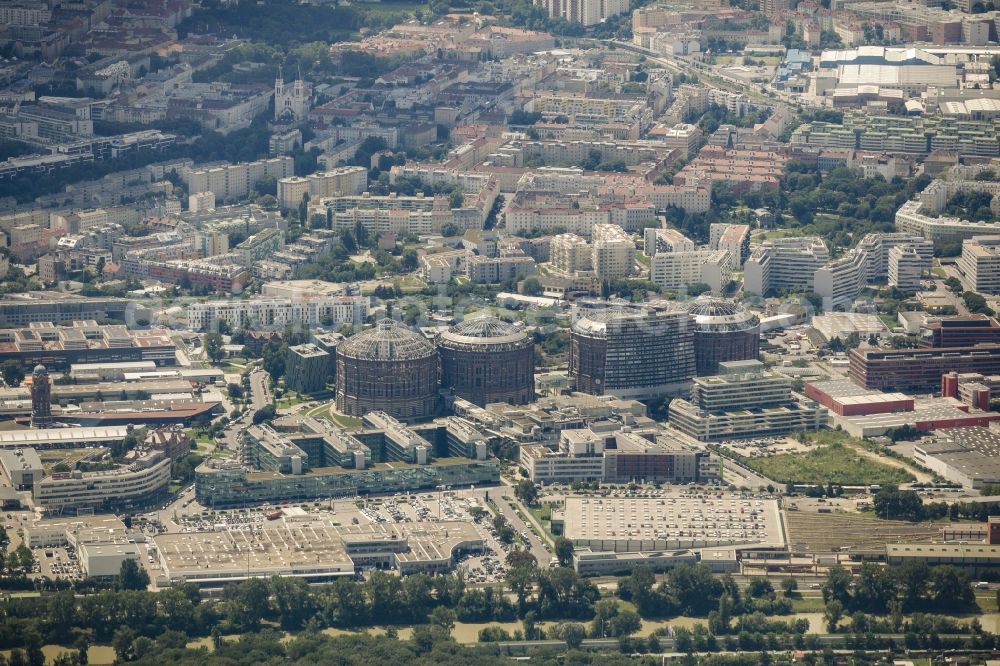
0,426 -> 129,447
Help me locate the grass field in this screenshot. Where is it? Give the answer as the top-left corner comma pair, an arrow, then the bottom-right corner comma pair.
786,511 -> 942,552
740,442 -> 914,486
357,0 -> 429,18
306,403 -> 364,429
753,229 -> 802,243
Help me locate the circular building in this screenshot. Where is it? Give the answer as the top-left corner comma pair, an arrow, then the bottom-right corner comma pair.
336,319 -> 439,422
438,315 -> 535,407
569,306 -> 694,398
686,298 -> 760,376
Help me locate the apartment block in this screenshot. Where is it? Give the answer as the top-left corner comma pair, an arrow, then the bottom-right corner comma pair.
650,249 -> 733,293
465,255 -> 536,283
278,166 -> 367,209
33,450 -> 171,512
710,223 -> 751,267
187,157 -> 294,202
958,236 -> 1000,294
744,237 -> 830,296
188,191 -> 216,213
659,123 -> 703,160
889,244 -> 929,291
285,344 -> 333,395
591,223 -> 635,281
187,296 -> 370,332
814,233 -> 932,308
550,233 -> 592,273
644,227 -> 694,255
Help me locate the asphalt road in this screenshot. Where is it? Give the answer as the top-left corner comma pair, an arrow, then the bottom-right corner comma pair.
249,370 -> 271,410
490,485 -> 552,566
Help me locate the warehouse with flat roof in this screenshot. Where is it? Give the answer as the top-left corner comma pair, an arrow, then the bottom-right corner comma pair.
153,519 -> 483,585
0,425 -> 129,450
914,426 -> 1000,489
553,494 -> 784,554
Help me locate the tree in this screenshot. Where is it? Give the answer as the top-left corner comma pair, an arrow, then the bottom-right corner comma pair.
0,359 -> 25,387
204,332 -> 225,364
554,536 -> 574,567
514,479 -> 539,505
822,565 -> 852,606
402,249 -> 418,271
478,626 -> 511,642
74,636 -> 89,665
227,578 -> 271,630
556,622 -> 585,648
929,565 -> 973,608
747,577 -> 774,598
824,599 -> 844,632
591,598 -> 620,638
506,558 -> 536,611
781,577 -> 798,597
611,608 -> 641,637
429,606 -> 456,633
118,558 -> 150,591
522,277 -> 543,296
853,562 -> 895,611
112,627 -> 137,662
253,404 -> 277,424
10,543 -> 33,575
873,485 -> 924,521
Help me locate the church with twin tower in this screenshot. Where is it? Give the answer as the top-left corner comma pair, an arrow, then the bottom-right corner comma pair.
274,68 -> 311,123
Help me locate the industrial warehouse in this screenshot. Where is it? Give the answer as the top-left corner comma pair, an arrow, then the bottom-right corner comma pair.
550,493 -> 785,575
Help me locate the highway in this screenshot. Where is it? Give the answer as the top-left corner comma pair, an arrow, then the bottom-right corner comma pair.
604,39 -> 801,116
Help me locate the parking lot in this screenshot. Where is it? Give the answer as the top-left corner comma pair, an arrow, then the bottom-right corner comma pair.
721,435 -> 813,458
38,545 -> 80,580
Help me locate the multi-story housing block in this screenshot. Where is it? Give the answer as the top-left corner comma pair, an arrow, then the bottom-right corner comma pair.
591,223 -> 635,281
744,237 -> 830,296
958,235 -> 1000,294
187,296 -> 369,332
650,249 -> 733,293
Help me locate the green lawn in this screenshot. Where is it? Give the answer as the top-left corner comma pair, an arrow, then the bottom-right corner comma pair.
878,313 -> 898,329
753,229 -> 802,243
358,0 -> 429,18
636,252 -> 651,268
330,413 -> 363,429
789,596 -> 827,612
307,404 -> 364,430
736,442 -> 914,486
